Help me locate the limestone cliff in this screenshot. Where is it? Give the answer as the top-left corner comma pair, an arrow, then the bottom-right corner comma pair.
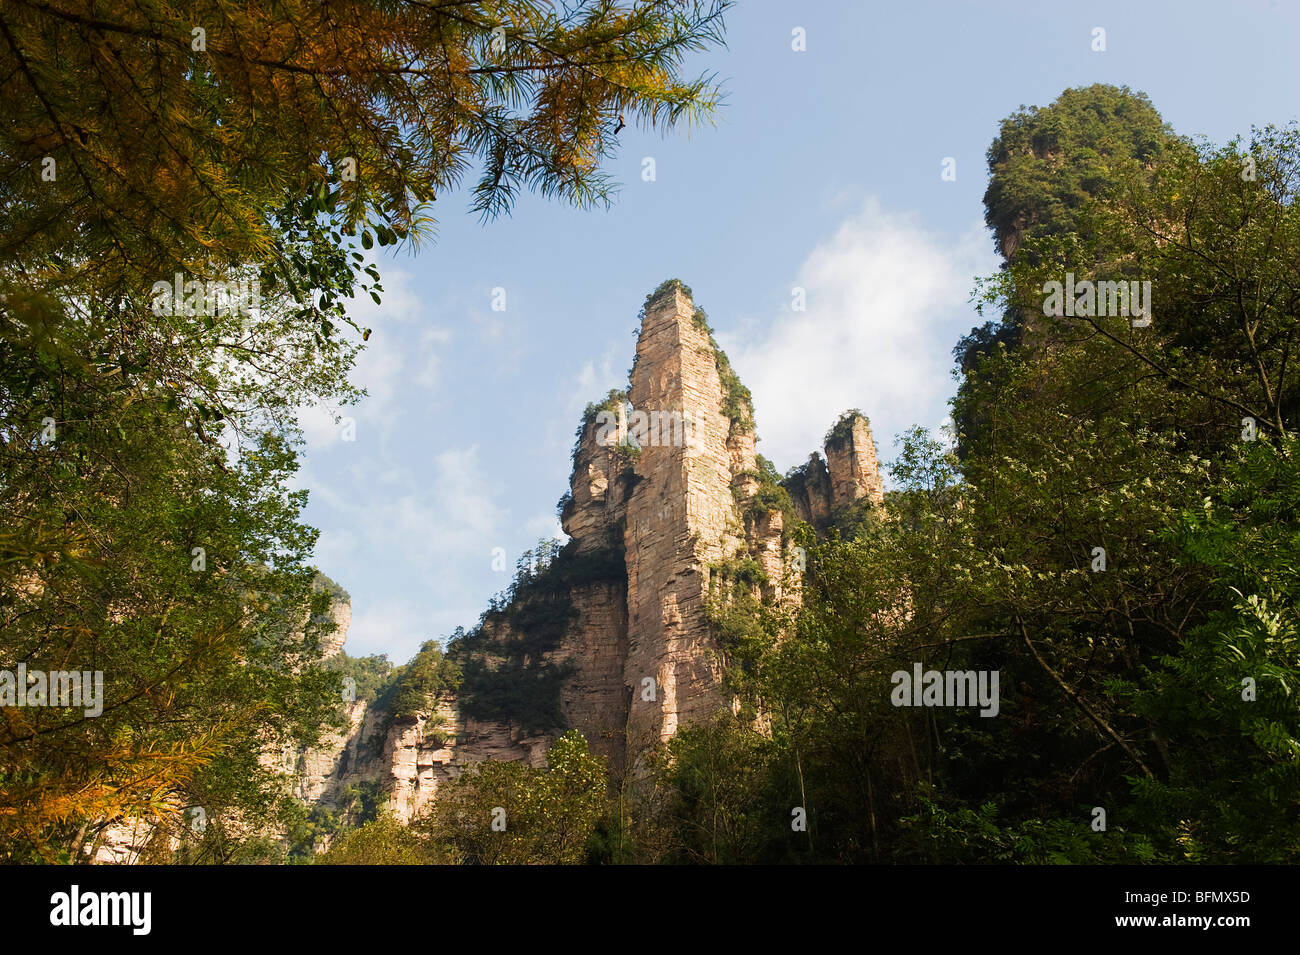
299,280 -> 887,824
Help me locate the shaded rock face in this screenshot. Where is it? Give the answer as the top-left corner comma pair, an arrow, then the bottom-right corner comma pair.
552,581 -> 631,773
301,282 -> 888,820
789,453 -> 833,526
564,415 -> 634,555
295,697 -> 386,806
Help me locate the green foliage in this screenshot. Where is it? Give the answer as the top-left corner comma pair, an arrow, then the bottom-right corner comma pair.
315,815 -> 435,866
327,652 -> 397,703
0,294 -> 344,860
280,780 -> 391,862
383,641 -> 462,724
281,801 -> 340,863
573,388 -> 629,466
691,307 -> 755,436
956,84 -> 1176,457
732,456 -> 801,541
712,555 -> 766,591
644,278 -> 694,309
654,716 -> 802,864
340,781 -> 388,829
413,731 -> 608,864
0,0 -> 732,862
1115,436 -> 1300,862
982,83 -> 1174,264
664,107 -> 1300,864
2,2 -> 732,313
556,488 -> 575,522
781,457 -> 819,506
895,790 -> 1155,864
312,571 -> 350,604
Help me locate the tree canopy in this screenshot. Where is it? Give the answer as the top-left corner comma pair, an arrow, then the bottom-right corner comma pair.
0,0 -> 731,863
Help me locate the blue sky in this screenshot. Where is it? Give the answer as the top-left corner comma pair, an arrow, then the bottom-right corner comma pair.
293,0 -> 1300,662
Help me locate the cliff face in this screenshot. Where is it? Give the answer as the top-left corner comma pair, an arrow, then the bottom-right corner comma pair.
825,413 -> 885,511
300,280 -> 887,823
621,285 -> 753,768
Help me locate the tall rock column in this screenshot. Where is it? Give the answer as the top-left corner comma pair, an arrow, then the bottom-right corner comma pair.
622,284 -> 741,771
825,412 -> 885,509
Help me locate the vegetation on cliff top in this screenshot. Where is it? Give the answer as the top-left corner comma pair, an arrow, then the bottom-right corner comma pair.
644,278 -> 695,310
824,409 -> 870,448
955,84 -> 1178,459
382,642 -> 462,729
312,571 -> 351,604
326,652 -> 396,703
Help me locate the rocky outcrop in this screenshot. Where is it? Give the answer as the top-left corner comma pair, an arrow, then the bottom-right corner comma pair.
621,284 -> 754,768
297,280 -> 888,824
787,411 -> 885,526
563,407 -> 634,554
788,453 -> 833,526
383,702 -> 550,823
552,582 -> 631,772
294,697 -> 386,806
320,598 -> 352,660
825,412 -> 885,510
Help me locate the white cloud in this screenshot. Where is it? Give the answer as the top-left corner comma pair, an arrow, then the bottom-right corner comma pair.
302,442 -> 510,661
415,326 -> 453,389
472,305 -> 507,343
297,403 -> 346,447
347,599 -> 473,662
296,264 -> 425,449
564,343 -> 625,416
524,510 -> 565,543
429,445 -> 507,545
718,198 -> 997,472
348,263 -> 423,328
326,445 -> 504,580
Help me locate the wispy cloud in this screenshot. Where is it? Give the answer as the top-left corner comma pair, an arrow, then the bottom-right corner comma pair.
719,198 -> 997,472
301,442 -> 509,657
